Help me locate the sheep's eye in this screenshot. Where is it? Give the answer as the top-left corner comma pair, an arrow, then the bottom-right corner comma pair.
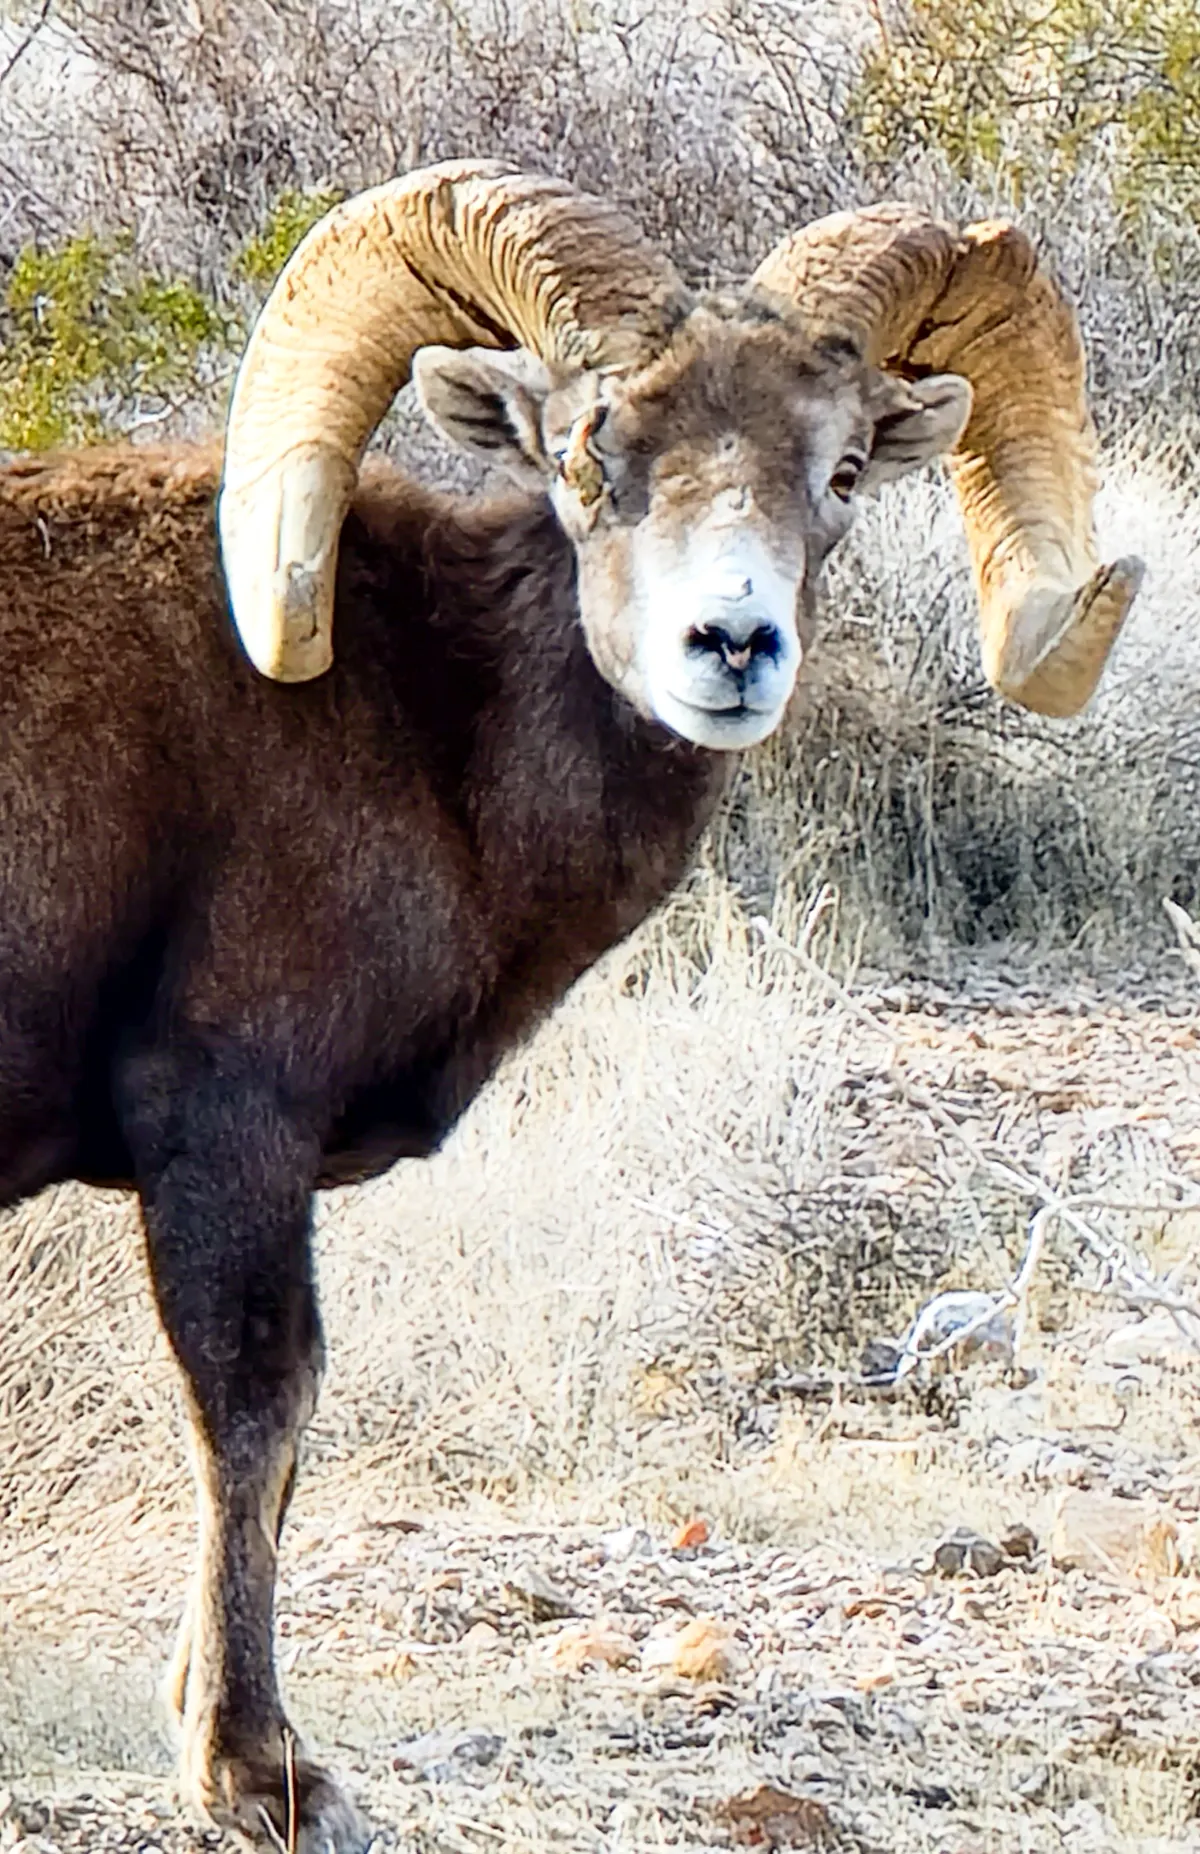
830,456 -> 865,501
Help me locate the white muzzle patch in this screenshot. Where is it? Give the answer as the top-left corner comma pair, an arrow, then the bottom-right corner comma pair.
636,518 -> 804,750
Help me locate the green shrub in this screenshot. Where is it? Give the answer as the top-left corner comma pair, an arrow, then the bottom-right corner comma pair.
0,233 -> 228,451
235,187 -> 344,290
855,0 -> 1200,215
0,188 -> 345,452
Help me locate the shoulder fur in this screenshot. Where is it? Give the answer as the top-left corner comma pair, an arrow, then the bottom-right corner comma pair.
0,443 -> 222,587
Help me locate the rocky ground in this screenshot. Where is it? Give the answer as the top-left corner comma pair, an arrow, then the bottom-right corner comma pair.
3,1484 -> 1200,1854
2,958 -> 1199,1853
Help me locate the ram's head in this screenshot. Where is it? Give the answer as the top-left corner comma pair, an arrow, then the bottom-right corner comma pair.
219,163 -> 1142,745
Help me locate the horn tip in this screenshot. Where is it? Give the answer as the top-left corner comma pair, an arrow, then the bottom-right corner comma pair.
1105,554 -> 1146,602
993,557 -> 1143,717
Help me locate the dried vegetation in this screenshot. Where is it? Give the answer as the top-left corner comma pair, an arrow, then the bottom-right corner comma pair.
1,2 -> 1199,1849
4,890 -> 1200,1850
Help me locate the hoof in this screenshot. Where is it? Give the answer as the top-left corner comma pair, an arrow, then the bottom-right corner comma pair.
250,1770 -> 370,1854
184,1740 -> 370,1853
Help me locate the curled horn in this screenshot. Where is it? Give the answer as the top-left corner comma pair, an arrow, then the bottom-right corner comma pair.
219,161 -> 690,681
750,205 -> 1143,717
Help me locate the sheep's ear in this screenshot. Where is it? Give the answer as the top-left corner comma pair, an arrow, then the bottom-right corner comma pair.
412,345 -> 553,486
862,373 -> 972,487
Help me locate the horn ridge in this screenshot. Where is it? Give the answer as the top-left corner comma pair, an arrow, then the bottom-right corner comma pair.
219,161 -> 689,681
750,207 -> 1141,716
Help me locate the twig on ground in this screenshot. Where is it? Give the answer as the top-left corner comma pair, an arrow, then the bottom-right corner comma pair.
1164,896 -> 1200,982
895,1292 -> 1010,1379
254,1732 -> 298,1854
894,1203 -> 1049,1379
284,1726 -> 297,1854
755,906 -> 1200,1357
257,1805 -> 288,1854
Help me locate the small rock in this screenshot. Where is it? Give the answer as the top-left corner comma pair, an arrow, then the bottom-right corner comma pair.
1015,1763 -> 1050,1802
1067,1711 -> 1122,1749
460,1620 -> 501,1652
932,1537 -> 967,1576
392,1728 -> 503,1779
548,1620 -> 639,1671
427,1732 -> 503,1781
842,1594 -> 891,1619
643,1614 -> 740,1681
968,1536 -> 1005,1577
1052,1490 -> 1180,1577
672,1516 -> 710,1551
956,1594 -> 989,1621
601,1525 -> 653,1563
1009,1439 -> 1092,1484
1103,1310 -> 1199,1368
506,1563 -> 577,1621
1128,1602 -> 1177,1654
1042,1447 -> 1093,1486
860,1338 -> 902,1382
903,1782 -> 955,1809
714,1784 -> 839,1849
933,1527 -> 1004,1578
1005,1437 -> 1046,1481
1000,1521 -> 1038,1561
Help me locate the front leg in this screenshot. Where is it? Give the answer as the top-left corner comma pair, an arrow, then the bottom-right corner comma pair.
123,1047 -> 367,1853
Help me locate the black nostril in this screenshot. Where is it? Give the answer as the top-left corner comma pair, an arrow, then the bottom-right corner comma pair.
687,622 -> 781,673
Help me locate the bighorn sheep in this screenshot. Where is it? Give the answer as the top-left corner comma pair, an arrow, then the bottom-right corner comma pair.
0,162 -> 1139,1850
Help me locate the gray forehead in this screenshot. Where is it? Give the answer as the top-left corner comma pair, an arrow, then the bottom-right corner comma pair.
786,384 -> 873,494
789,377 -> 873,447
542,359 -> 874,503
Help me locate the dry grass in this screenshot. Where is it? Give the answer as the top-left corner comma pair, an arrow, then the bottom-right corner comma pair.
2,889 -> 1199,1844
2,6 -> 1200,1848
0,888 -> 1196,1471
706,437 -> 1200,957
3,854 -> 1197,1539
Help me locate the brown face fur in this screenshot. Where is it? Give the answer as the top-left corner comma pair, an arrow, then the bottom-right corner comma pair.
548,308 -> 878,531
417,303 -> 971,750
547,312 -> 870,697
